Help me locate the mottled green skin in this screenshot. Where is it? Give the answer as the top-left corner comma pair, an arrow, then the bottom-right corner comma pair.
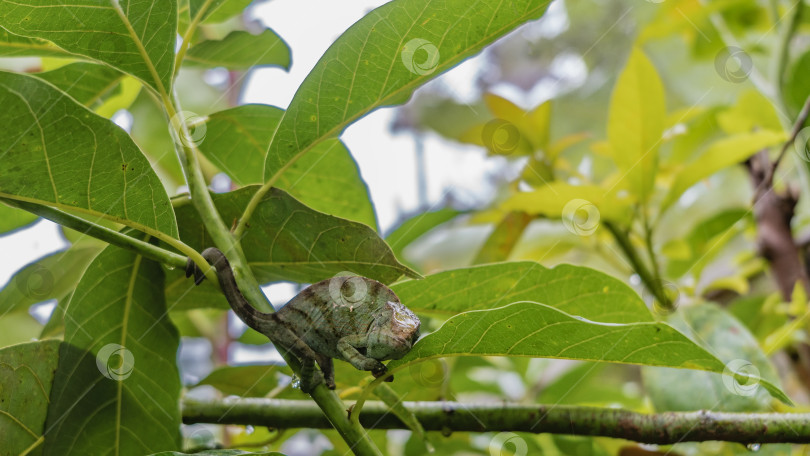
187,248 -> 420,392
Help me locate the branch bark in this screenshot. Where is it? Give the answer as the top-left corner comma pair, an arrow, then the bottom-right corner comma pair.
182,398 -> 810,444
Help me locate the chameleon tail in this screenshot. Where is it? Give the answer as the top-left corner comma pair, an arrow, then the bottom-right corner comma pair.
187,247 -> 275,333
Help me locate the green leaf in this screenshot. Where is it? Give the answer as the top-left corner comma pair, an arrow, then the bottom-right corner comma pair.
199,104 -> 377,228
386,301 -> 790,404
607,48 -> 665,201
717,90 -> 782,134
264,0 -> 552,180
193,364 -> 291,397
483,94 -> 551,151
0,340 -> 61,456
44,243 -> 181,455
663,208 -> 750,278
0,245 -> 101,315
0,28 -> 72,57
201,0 -> 254,23
391,262 -> 652,323
385,208 -> 461,263
660,130 -> 786,212
166,186 -> 415,309
188,0 -> 252,24
501,182 -> 633,222
643,303 -> 779,412
0,313 -> 44,348
0,0 -> 176,94
185,30 -> 291,70
473,211 -> 532,264
0,72 -> 178,238
32,62 -> 126,108
0,201 -> 38,234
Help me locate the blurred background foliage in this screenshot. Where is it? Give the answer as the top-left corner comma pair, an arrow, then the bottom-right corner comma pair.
4,0 -> 810,454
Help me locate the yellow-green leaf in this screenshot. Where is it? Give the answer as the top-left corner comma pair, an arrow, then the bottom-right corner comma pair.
607,48 -> 665,202
661,130 -> 786,212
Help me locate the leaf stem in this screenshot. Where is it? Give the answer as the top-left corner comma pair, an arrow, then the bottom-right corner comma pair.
604,220 -> 670,308
0,196 -> 217,283
174,0 -> 217,75
183,397 -> 810,444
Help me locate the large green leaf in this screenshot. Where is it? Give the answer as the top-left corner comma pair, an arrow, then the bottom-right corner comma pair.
660,130 -> 786,212
0,245 -> 101,315
198,104 -> 377,228
643,303 -> 779,412
166,186 -> 415,309
0,340 -> 60,456
44,243 -> 181,455
33,62 -> 126,108
264,0 -> 552,180
391,262 -> 652,324
386,301 -> 790,403
0,0 -> 176,93
607,48 -> 665,201
185,30 -> 290,70
0,72 -> 178,238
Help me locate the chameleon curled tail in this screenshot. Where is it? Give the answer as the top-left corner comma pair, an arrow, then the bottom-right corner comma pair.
186,247 -> 421,393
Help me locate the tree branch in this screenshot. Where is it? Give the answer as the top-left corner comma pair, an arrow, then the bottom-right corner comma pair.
182,398 -> 810,444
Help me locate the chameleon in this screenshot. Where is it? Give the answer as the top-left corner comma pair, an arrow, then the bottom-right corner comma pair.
186,247 -> 421,393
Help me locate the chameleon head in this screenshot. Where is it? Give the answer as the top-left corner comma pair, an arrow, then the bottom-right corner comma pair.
366,301 -> 421,361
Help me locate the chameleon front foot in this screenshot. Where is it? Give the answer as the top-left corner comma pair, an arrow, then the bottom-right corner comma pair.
372,365 -> 394,382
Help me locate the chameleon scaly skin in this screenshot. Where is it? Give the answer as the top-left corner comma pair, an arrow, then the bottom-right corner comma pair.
186,247 -> 420,393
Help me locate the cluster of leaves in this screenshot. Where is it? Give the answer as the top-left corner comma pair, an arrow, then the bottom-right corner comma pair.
0,0 -> 807,455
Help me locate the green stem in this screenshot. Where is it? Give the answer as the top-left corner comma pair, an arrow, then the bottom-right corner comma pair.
604,221 -> 670,308
0,198 -> 215,279
182,398 -> 810,444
